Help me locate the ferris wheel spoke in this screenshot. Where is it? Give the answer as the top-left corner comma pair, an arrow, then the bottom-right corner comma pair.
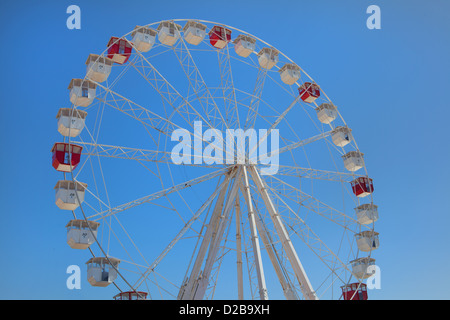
127,49 -> 236,159
256,175 -> 353,285
244,66 -> 269,130
277,130 -> 333,156
248,93 -> 321,163
273,165 -> 360,182
263,174 -> 365,231
286,218 -> 352,285
98,217 -> 152,281
171,29 -> 228,130
87,167 -> 230,221
77,141 -> 221,169
216,45 -> 241,130
91,82 -> 231,160
128,46 -> 218,132
132,169 -> 236,291
130,56 -> 196,127
93,81 -> 181,139
248,192 -> 300,300
127,45 -> 194,127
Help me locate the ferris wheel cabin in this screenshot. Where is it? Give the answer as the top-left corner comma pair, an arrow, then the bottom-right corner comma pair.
51,142 -> 82,172
279,63 -> 301,85
107,37 -> 133,64
342,151 -> 364,172
298,82 -> 320,103
257,47 -> 279,70
355,204 -> 378,225
183,21 -> 207,45
351,177 -> 374,198
68,79 -> 97,107
316,102 -> 337,124
331,126 -> 353,147
157,21 -> 182,46
113,291 -> 148,300
233,34 -> 256,58
85,54 -> 113,83
86,257 -> 120,287
341,283 -> 368,300
209,25 -> 232,49
54,180 -> 87,211
131,26 -> 157,52
355,231 -> 380,252
56,108 -> 87,138
351,257 -> 376,279
66,219 -> 99,249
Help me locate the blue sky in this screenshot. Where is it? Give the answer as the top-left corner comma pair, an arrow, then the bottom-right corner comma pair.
0,0 -> 449,300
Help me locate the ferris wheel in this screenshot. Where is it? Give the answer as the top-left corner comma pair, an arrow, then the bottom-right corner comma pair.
52,19 -> 379,300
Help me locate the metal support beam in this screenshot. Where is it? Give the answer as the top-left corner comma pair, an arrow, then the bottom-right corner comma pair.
252,202 -> 299,300
248,165 -> 318,300
178,168 -> 236,299
234,197 -> 244,300
241,166 -> 269,300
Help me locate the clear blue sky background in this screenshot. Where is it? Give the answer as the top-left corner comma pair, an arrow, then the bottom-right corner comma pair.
0,0 -> 449,300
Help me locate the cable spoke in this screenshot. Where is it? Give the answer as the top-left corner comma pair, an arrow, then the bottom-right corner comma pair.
273,165 -> 360,182
133,168 -> 236,290
77,141 -> 221,169
88,167 -> 230,221
171,27 -> 228,130
244,66 -> 268,130
92,80 -> 181,139
254,170 -> 353,286
217,45 -> 241,130
128,44 -> 218,132
263,174 -> 367,231
248,165 -> 318,300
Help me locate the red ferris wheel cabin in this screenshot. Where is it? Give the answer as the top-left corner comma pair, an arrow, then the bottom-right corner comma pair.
113,291 -> 148,300
298,82 -> 320,103
209,25 -> 232,49
107,37 -> 133,64
341,283 -> 368,300
51,142 -> 82,173
351,177 -> 374,198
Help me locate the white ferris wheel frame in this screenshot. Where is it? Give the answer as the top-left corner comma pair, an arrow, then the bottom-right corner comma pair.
60,19 -> 378,301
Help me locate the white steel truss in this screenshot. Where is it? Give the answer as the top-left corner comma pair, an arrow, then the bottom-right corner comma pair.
216,43 -> 241,130
171,28 -> 227,130
88,167 -> 230,221
240,166 -> 269,300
